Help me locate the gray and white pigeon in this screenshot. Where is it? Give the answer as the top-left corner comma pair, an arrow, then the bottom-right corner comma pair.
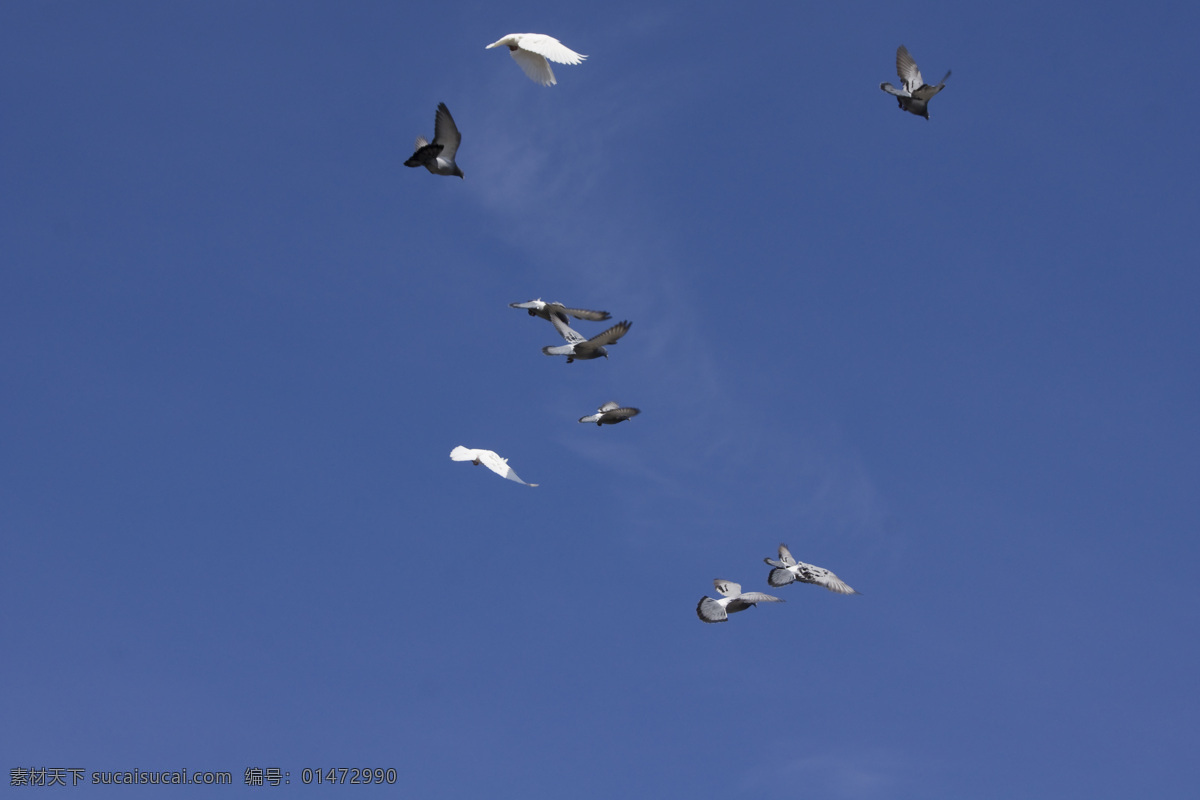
404,103 -> 464,178
579,402 -> 640,426
696,580 -> 784,624
450,446 -> 537,487
764,544 -> 859,594
542,315 -> 631,363
880,45 -> 950,119
485,33 -> 586,86
510,298 -> 611,325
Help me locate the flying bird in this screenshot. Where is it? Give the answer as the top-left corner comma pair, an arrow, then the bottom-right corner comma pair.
579,402 -> 640,426
542,316 -> 631,363
764,544 -> 859,594
449,446 -> 537,487
879,45 -> 951,119
485,33 -> 586,86
510,299 -> 612,325
404,102 -> 464,178
696,580 -> 784,624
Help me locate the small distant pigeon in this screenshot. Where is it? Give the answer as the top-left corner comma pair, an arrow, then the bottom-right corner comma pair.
543,316 -> 631,363
449,446 -> 537,487
486,33 -> 587,86
579,401 -> 640,426
880,45 -> 950,119
404,102 -> 464,178
510,299 -> 611,325
764,544 -> 859,594
696,580 -> 784,624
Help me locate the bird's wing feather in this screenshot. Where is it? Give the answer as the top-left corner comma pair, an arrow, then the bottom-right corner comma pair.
598,401 -> 621,413
739,592 -> 785,604
510,299 -> 544,311
510,49 -> 556,86
518,34 -> 586,65
559,306 -> 611,322
713,579 -> 741,598
880,81 -> 909,97
896,45 -> 924,93
433,103 -> 461,160
576,320 -> 630,352
696,596 -> 728,623
812,569 -> 859,595
477,450 -> 537,486
777,544 -> 797,566
450,446 -> 479,462
605,407 -> 640,421
579,413 -> 601,424
549,313 -> 587,345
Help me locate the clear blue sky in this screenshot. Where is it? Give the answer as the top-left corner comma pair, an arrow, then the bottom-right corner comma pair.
3,1 -> 1198,797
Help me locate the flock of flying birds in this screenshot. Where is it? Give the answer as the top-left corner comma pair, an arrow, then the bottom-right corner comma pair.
426,34 -> 949,622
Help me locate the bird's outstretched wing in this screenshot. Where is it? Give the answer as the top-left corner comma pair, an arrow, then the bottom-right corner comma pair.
896,45 -> 925,93
777,544 -> 797,566
433,103 -> 461,161
696,596 -> 727,623
713,579 -> 741,598
736,592 -> 785,606
549,313 -> 587,345
555,305 -> 611,322
450,446 -> 480,462
800,565 -> 858,595
575,320 -> 631,354
604,407 -> 640,422
476,450 -> 537,486
509,48 -> 556,86
517,34 -> 587,66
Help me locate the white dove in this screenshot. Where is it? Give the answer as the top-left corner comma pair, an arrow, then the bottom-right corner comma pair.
764,544 -> 859,594
486,33 -> 586,86
404,102 -> 464,178
449,446 -> 537,487
579,402 -> 640,426
879,45 -> 951,119
510,299 -> 612,325
542,316 -> 631,363
696,580 -> 784,624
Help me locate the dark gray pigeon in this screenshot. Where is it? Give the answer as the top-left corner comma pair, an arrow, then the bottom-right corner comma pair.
542,316 -> 631,363
404,103 -> 463,178
578,401 -> 640,426
880,45 -> 950,119
510,298 -> 611,325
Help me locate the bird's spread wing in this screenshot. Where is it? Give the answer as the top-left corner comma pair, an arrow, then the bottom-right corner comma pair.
766,567 -> 797,588
433,103 -> 461,161
518,34 -> 587,65
558,306 -> 611,322
738,592 -> 785,605
549,313 -> 587,345
879,81 -> 909,98
696,596 -> 728,623
777,544 -> 797,566
510,49 -> 556,86
604,407 -> 640,422
896,45 -> 925,93
801,566 -> 858,595
450,446 -> 480,462
576,320 -> 631,353
912,71 -> 951,100
713,579 -> 741,598
477,450 -> 538,486
598,401 -> 621,413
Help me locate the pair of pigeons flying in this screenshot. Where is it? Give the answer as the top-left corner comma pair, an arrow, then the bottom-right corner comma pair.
509,298 -> 632,363
696,544 -> 858,623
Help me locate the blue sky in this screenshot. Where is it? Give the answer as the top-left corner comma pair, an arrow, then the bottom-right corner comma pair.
3,1 -> 1198,797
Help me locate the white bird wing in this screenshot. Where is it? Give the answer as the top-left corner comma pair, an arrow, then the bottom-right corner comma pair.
713,579 -> 741,598
811,569 -> 859,595
510,48 -> 556,86
578,413 -> 602,424
879,81 -> 909,98
549,312 -> 587,345
432,102 -> 461,161
696,596 -> 728,623
575,320 -> 631,354
896,45 -> 925,93
476,449 -> 538,487
737,592 -> 785,605
777,543 -> 797,566
450,446 -> 480,462
509,299 -> 546,311
517,34 -> 587,65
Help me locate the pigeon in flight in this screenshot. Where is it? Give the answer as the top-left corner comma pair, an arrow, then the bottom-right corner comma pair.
510,299 -> 612,325
450,446 -> 537,487
880,45 -> 950,119
404,102 -> 464,178
486,33 -> 587,86
696,580 -> 784,623
579,402 -> 640,426
542,316 -> 631,363
764,544 -> 859,594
